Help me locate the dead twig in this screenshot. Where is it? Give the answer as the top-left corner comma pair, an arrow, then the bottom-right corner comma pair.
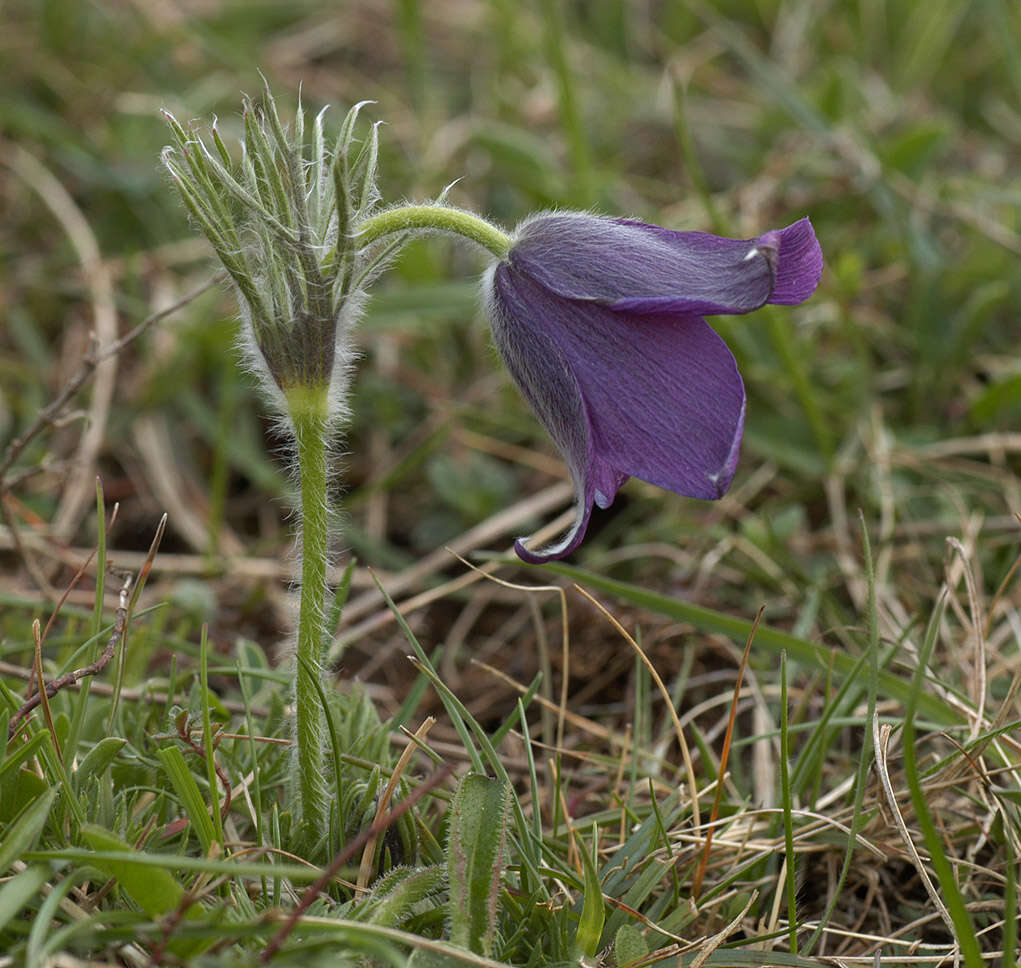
0,660 -> 271,718
23,503 -> 113,698
357,716 -> 436,890
8,572 -> 133,740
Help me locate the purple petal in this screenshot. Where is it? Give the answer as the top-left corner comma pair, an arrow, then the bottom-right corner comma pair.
482,265 -> 598,563
485,262 -> 746,563
509,212 -> 822,317
764,218 -> 824,305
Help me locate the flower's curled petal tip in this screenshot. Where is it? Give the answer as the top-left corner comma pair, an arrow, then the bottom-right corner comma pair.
514,536 -> 560,565
767,217 -> 824,305
513,495 -> 593,564
513,538 -> 541,564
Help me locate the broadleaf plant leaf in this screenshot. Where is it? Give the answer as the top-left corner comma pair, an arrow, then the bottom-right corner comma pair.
447,773 -> 509,957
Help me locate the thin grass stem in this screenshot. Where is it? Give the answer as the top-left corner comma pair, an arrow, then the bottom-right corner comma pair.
200,624 -> 225,849
779,649 -> 798,954
901,589 -> 984,967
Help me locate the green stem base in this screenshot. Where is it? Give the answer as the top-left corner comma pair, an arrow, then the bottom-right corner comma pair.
287,385 -> 332,843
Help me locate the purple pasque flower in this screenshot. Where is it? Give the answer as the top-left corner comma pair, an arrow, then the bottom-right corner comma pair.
482,212 -> 823,564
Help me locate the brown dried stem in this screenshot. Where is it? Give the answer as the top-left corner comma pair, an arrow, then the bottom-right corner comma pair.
8,573 -> 132,740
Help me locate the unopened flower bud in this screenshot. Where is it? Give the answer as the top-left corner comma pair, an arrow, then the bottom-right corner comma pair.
162,86 -> 385,423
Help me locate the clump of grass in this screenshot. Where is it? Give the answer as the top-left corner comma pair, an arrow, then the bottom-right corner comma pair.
2,493 -> 1020,964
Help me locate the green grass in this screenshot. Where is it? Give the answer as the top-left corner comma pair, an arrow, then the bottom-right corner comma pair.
3,0 -> 1021,964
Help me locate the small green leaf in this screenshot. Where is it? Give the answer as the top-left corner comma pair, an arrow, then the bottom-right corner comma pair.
447,773 -> 509,957
0,730 -> 49,790
156,745 -> 216,853
79,824 -> 208,958
235,636 -> 271,671
0,787 -> 56,874
360,864 -> 445,927
0,763 -> 50,825
73,737 -> 126,790
79,825 -> 189,917
877,120 -> 949,176
0,864 -> 49,935
613,923 -> 648,967
574,836 -> 605,959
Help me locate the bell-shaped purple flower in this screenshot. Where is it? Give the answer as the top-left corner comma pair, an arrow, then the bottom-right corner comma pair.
482,212 -> 823,563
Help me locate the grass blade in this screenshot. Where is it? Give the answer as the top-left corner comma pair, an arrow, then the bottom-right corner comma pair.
0,788 -> 57,875
156,744 -> 217,854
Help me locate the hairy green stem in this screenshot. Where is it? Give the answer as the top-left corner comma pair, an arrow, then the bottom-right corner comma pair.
357,204 -> 512,259
288,386 -> 331,840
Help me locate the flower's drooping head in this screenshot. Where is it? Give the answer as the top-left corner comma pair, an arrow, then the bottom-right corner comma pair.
483,213 -> 823,563
162,88 -> 388,423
